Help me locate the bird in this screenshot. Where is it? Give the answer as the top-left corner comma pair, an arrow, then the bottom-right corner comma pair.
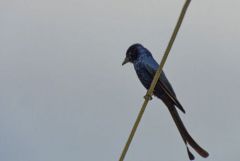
122,43 -> 209,160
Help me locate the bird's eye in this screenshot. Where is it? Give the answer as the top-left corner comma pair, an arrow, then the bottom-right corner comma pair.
128,52 -> 133,57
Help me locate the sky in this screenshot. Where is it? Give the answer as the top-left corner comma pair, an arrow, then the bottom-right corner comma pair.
0,0 -> 240,161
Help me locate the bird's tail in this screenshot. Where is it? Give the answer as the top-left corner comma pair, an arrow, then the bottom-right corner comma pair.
163,97 -> 209,160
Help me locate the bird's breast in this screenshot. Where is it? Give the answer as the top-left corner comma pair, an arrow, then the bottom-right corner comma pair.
134,62 -> 152,90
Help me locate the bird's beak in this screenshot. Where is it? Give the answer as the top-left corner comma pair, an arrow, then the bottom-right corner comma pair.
122,57 -> 129,66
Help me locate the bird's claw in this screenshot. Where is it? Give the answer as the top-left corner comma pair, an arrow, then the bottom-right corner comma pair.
144,94 -> 153,100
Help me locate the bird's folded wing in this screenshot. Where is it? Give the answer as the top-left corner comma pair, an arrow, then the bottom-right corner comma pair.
144,62 -> 186,113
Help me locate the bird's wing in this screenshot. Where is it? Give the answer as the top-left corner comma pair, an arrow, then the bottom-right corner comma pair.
144,56 -> 186,113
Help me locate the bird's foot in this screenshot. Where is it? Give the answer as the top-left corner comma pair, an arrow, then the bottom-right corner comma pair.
144,94 -> 153,100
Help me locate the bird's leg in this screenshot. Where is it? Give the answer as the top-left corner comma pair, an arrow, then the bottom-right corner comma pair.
144,94 -> 153,100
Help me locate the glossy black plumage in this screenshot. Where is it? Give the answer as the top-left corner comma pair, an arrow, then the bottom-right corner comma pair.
122,44 -> 209,160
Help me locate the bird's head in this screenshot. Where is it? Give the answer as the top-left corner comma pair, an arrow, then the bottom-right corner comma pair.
122,43 -> 144,65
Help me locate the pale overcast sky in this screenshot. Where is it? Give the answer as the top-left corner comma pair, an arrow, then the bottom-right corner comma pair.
0,0 -> 240,161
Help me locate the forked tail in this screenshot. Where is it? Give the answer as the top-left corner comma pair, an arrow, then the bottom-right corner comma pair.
163,97 -> 209,160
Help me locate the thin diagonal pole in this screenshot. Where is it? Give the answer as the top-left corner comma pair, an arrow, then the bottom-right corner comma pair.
119,1 -> 192,161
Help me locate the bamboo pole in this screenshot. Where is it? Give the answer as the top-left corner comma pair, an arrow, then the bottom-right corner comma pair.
119,1 -> 192,161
